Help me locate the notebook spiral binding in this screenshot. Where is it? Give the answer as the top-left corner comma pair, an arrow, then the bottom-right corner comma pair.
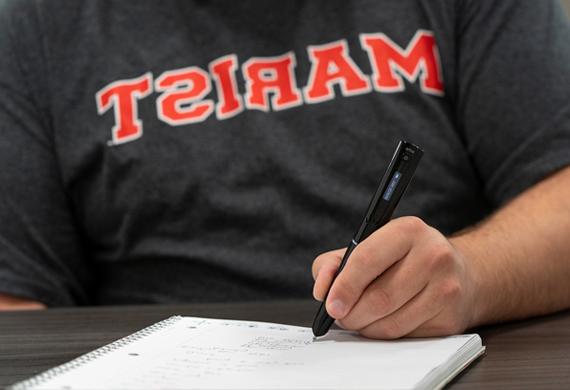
10,315 -> 183,390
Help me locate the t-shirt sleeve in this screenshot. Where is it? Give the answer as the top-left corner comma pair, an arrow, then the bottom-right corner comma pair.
0,0 -> 93,306
455,0 -> 570,206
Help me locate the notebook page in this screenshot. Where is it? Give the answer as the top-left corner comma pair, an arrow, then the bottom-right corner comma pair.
21,317 -> 481,390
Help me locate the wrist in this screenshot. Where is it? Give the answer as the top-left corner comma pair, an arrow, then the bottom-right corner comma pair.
449,234 -> 490,328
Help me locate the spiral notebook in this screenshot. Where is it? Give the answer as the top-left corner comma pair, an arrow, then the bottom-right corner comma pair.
10,316 -> 485,390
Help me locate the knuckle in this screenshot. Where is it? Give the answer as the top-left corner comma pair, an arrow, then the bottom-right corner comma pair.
427,242 -> 455,271
313,252 -> 330,266
400,216 -> 427,235
439,279 -> 462,302
312,252 -> 325,267
312,252 -> 337,279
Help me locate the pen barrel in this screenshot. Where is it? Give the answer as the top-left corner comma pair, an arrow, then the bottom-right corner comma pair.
311,140 -> 423,338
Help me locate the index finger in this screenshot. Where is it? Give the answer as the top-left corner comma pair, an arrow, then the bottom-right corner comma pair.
326,217 -> 424,319
312,248 -> 345,301
312,248 -> 345,280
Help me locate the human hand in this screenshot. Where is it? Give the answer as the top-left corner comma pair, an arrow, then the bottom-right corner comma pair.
312,216 -> 480,339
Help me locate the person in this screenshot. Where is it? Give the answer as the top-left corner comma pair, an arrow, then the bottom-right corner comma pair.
0,0 -> 568,340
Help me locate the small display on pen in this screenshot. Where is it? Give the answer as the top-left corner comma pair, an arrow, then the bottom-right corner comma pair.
382,171 -> 402,201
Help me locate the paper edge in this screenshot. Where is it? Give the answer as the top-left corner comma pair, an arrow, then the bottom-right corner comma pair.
433,345 -> 486,390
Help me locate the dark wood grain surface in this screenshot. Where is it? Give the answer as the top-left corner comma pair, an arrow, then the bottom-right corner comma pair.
1,300 -> 569,389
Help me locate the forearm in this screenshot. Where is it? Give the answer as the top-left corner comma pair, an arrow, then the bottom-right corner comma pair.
0,292 -> 46,311
450,166 -> 570,327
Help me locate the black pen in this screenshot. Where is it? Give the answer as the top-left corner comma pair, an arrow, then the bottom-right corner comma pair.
312,140 -> 423,338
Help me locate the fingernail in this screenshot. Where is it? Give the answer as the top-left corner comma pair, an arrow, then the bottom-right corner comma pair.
329,300 -> 346,318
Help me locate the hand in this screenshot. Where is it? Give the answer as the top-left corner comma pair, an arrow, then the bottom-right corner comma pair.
0,293 -> 46,311
312,216 -> 480,339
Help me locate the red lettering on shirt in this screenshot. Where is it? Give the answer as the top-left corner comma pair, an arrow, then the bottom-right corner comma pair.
97,30 -> 445,145
155,66 -> 214,126
242,52 -> 302,112
360,30 -> 444,95
304,40 -> 371,104
95,73 -> 152,145
209,54 -> 243,120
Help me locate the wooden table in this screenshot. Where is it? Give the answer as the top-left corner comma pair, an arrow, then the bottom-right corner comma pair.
1,300 -> 569,388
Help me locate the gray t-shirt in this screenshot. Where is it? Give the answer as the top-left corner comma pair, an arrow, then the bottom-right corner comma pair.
0,0 -> 569,306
